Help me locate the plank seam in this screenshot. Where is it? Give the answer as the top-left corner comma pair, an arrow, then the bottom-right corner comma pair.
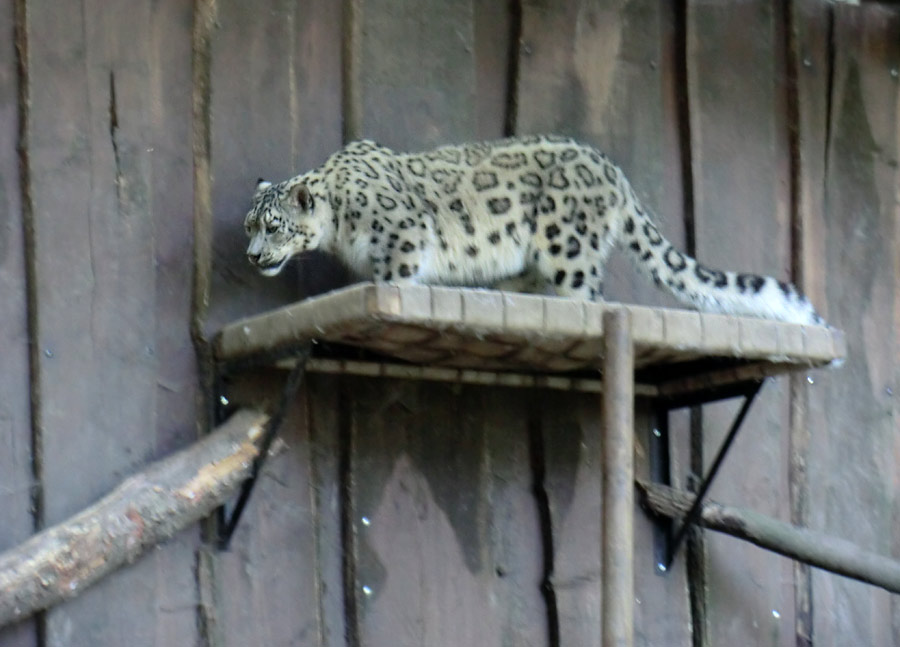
528,397 -> 560,647
503,0 -> 522,137
14,0 -> 41,537
306,382 -> 330,647
191,2 -> 219,645
783,0 -> 803,290
674,2 -> 708,644
14,0 -> 46,643
674,0 -> 696,258
782,1 -> 814,644
190,0 -> 215,356
338,379 -> 360,647
823,7 -> 836,188
341,0 -> 361,142
196,546 -> 221,647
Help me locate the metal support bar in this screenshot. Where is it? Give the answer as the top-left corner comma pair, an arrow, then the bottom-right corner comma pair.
664,379 -> 764,568
217,345 -> 312,549
602,310 -> 634,647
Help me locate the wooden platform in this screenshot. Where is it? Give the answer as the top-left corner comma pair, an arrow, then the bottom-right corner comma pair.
214,283 -> 845,396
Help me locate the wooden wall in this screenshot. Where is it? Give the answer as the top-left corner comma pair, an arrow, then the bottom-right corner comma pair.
0,1 -> 898,646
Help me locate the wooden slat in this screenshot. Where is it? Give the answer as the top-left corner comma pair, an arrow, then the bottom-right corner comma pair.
0,0 -> 36,644
538,389 -> 603,646
346,378 -> 545,646
789,1 -> 832,642
478,388 -> 547,644
632,407 -> 693,645
214,373 -> 325,647
539,393 -> 693,646
206,0 -> 345,333
288,357 -> 660,397
305,375 -> 347,646
23,0 -> 200,644
203,4 -> 345,639
686,2 -> 797,643
807,6 -> 900,645
346,0 -> 476,149
516,0 -> 686,311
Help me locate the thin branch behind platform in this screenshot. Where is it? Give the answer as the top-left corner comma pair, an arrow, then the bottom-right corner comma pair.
0,409 -> 268,628
637,480 -> 900,595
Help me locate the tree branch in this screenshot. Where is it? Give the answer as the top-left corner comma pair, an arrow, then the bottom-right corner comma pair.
0,409 -> 269,627
637,479 -> 900,595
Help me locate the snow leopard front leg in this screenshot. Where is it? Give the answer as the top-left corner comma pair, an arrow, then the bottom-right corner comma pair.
366,197 -> 436,284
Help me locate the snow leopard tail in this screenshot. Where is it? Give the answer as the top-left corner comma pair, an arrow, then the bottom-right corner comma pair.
617,176 -> 823,326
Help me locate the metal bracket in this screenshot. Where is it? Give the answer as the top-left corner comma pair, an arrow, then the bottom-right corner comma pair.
216,344 -> 312,549
649,379 -> 765,571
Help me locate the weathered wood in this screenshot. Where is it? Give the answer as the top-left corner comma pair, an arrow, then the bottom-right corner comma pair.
212,371 -> 329,647
474,0 -> 514,139
203,3 -> 345,642
25,1 -> 200,643
215,283 -> 843,374
347,377 -> 544,646
305,375 -> 348,647
517,0 -> 685,310
207,0 -> 345,333
638,481 -> 900,596
631,405 -> 693,646
0,1 -> 36,645
807,6 -> 900,646
345,0 -> 476,149
516,8 -> 695,640
601,310 -> 634,647
538,390 -> 603,646
0,410 -> 267,628
686,2 -> 796,643
789,1 -> 832,643
480,388 -> 547,645
291,357 -> 658,396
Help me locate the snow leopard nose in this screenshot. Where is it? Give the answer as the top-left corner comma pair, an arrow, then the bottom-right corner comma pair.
247,251 -> 261,265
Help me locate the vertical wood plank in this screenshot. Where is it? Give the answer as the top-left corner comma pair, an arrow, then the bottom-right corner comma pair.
205,1 -> 345,634
540,394 -> 693,646
519,2 -> 692,641
0,0 -> 37,644
685,2 -> 795,644
539,391 -> 602,647
215,371 -> 325,647
346,0 -> 476,149
516,0 -> 685,309
474,0 -> 514,140
306,375 -> 348,647
207,0 -> 344,332
347,379 -> 545,647
806,6 -> 900,646
633,405 -> 693,646
789,1 -> 831,644
24,0 -> 199,644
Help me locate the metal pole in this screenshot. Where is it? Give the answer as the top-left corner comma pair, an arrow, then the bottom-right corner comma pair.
665,380 -> 763,567
602,310 -> 634,647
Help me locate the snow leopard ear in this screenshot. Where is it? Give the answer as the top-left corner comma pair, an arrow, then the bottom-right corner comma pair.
256,178 -> 272,191
291,184 -> 314,211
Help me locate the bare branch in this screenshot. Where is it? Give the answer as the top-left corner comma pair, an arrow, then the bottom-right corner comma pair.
0,409 -> 268,627
637,480 -> 900,595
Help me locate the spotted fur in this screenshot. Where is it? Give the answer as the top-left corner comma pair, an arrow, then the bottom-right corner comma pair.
245,136 -> 823,325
